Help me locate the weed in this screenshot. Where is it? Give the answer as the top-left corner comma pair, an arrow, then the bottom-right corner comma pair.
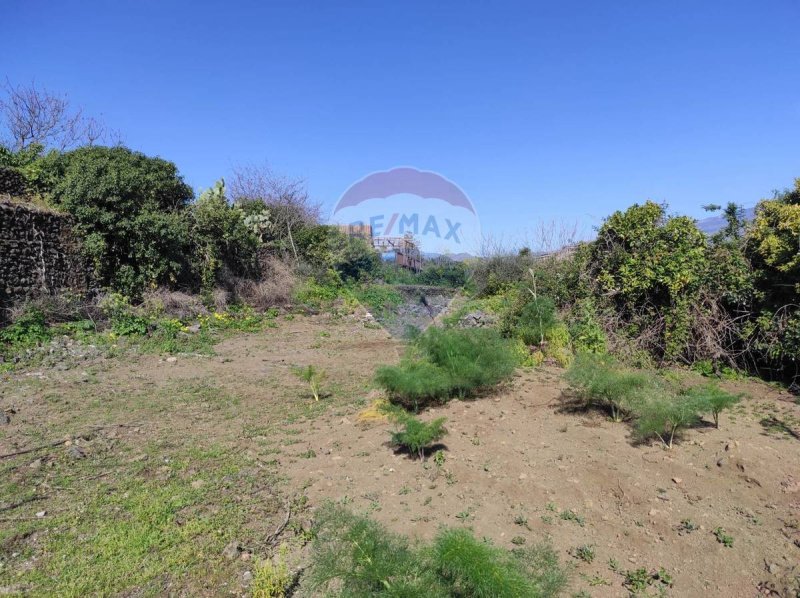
570,544 -> 596,563
582,574 -> 611,586
608,558 -> 620,572
713,527 -> 734,547
514,514 -> 531,530
389,413 -> 447,459
292,364 -> 326,401
252,544 -> 292,597
511,535 -> 527,545
433,449 -> 446,467
541,515 -> 554,524
677,518 -> 698,535
559,509 -> 586,527
455,509 -> 473,522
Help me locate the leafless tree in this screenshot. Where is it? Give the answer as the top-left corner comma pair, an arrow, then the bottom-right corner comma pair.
229,163 -> 320,259
0,80 -> 120,150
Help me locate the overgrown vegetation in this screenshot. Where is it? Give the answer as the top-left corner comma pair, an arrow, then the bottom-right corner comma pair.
565,353 -> 742,448
301,504 -> 568,597
376,327 -> 517,410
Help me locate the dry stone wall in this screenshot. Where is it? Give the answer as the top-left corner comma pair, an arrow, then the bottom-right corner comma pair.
0,200 -> 91,318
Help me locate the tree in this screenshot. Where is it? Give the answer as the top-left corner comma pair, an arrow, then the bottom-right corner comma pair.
0,80 -> 120,151
188,179 -> 261,290
228,163 -> 320,259
47,146 -> 194,296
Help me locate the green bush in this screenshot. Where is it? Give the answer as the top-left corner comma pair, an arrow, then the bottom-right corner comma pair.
375,359 -> 454,407
377,328 -> 517,410
0,308 -> 52,350
503,295 -> 558,346
567,299 -> 607,354
302,504 -> 568,597
389,413 -> 447,459
418,260 -> 470,288
683,383 -> 742,428
565,353 -> 659,421
188,179 -> 260,290
46,146 -> 194,296
294,225 -> 381,282
635,393 -> 703,449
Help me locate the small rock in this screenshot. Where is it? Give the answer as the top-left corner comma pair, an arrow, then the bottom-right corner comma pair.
187,323 -> 201,333
190,480 -> 205,489
767,562 -> 780,575
672,477 -> 683,485
166,356 -> 178,364
519,473 -> 528,480
29,458 -> 43,470
67,445 -> 87,460
35,511 -> 46,518
1,413 -> 10,425
242,571 -> 253,586
222,540 -> 241,560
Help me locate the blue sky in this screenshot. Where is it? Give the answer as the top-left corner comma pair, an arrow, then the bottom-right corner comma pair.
3,0 -> 799,241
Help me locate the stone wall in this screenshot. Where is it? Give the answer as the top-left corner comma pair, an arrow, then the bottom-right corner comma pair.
0,201 -> 91,319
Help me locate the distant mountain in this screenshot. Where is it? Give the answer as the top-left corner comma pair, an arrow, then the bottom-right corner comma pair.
696,207 -> 756,234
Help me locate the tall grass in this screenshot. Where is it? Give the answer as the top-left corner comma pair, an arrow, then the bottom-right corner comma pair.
301,504 -> 568,597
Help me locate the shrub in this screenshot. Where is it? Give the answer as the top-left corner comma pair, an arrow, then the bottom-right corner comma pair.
99,293 -> 149,337
376,359 -> 453,408
46,145 -> 194,296
0,307 -> 51,350
567,299 -> 607,354
188,179 -> 260,290
377,328 -> 517,410
302,504 -> 568,597
302,504 -> 440,596
565,353 -> 658,421
635,393 -> 703,449
683,383 -> 742,428
501,294 -> 558,346
433,528 -> 544,597
389,413 -> 447,459
418,260 -> 470,288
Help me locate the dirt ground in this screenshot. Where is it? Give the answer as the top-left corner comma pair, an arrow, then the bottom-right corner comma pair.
1,311 -> 799,597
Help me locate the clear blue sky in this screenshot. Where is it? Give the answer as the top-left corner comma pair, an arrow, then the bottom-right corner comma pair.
3,0 -> 799,240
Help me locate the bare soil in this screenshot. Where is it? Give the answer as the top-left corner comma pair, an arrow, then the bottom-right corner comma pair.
1,312 -> 799,596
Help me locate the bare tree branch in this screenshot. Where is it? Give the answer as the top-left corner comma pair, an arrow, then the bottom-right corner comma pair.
0,80 -> 117,150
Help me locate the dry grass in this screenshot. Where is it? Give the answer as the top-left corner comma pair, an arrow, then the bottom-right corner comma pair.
142,289 -> 209,320
231,256 -> 297,310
